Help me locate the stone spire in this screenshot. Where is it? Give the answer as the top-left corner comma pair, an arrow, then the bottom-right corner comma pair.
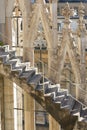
78,3 -> 87,94
78,3 -> 86,32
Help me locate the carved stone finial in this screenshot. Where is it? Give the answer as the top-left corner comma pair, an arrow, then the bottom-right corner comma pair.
62,3 -> 74,30
62,3 -> 74,21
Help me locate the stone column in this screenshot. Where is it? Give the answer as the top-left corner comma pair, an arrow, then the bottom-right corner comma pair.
24,92 -> 35,130
4,78 -> 14,130
0,75 -> 5,130
5,0 -> 17,45
0,0 -> 5,43
5,17 -> 12,45
0,24 -> 5,43
23,14 -> 34,65
51,0 -> 57,48
49,115 -> 60,130
48,0 -> 58,82
22,3 -> 34,66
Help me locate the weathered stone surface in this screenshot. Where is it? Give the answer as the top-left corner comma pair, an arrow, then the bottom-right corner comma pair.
0,1 -> 87,130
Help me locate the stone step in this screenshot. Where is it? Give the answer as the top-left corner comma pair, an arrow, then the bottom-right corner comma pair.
61,95 -> 75,109
53,95 -> 66,103
27,74 -> 42,85
0,45 -> 87,123
80,108 -> 87,118
56,90 -> 68,97
35,81 -> 49,91
70,100 -> 82,115
19,69 -> 36,79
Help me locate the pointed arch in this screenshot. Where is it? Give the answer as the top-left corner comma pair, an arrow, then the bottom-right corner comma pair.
26,2 -> 53,69
56,32 -> 81,98
27,2 -> 52,49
